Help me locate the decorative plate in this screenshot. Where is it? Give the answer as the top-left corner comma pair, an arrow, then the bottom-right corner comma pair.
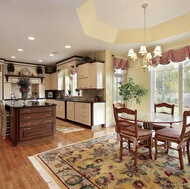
21,67 -> 30,76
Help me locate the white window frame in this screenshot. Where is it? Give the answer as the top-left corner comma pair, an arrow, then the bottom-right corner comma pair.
150,59 -> 190,116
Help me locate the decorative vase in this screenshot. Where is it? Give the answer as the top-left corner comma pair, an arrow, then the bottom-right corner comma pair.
22,92 -> 28,100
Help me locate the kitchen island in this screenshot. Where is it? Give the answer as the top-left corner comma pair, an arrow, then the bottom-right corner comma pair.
5,100 -> 56,146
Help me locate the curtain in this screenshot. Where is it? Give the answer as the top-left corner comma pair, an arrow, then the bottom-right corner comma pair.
160,46 -> 190,64
112,55 -> 129,72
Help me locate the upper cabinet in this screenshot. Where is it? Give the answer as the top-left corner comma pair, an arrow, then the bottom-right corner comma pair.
77,62 -> 104,89
45,72 -> 58,90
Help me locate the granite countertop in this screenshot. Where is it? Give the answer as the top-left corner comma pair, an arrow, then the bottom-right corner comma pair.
55,99 -> 105,103
5,100 -> 55,108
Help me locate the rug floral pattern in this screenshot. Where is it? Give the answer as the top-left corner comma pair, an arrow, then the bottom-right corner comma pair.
56,119 -> 85,133
35,133 -> 190,189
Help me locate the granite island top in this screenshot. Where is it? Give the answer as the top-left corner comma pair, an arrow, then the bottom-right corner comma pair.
5,100 -> 55,108
55,99 -> 105,103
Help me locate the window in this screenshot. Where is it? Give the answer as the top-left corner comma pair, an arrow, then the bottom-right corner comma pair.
113,69 -> 125,103
71,73 -> 82,96
151,59 -> 190,116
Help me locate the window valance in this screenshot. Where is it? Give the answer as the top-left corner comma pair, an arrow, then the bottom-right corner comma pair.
160,46 -> 190,64
112,55 -> 129,72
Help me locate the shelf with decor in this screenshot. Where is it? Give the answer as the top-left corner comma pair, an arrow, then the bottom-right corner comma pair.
4,74 -> 45,83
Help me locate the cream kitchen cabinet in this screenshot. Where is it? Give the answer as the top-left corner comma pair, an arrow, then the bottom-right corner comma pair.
77,62 -> 104,89
74,102 -> 105,126
46,99 -> 65,119
51,72 -> 58,90
77,63 -> 90,79
45,74 -> 51,90
75,102 -> 91,126
56,100 -> 65,119
45,73 -> 58,90
93,102 -> 105,126
4,82 -> 11,99
66,101 -> 75,121
90,62 -> 104,89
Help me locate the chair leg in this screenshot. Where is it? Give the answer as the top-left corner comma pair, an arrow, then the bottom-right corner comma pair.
154,138 -> 158,160
149,137 -> 152,159
134,147 -> 137,165
187,140 -> 190,164
165,141 -> 170,154
178,148 -> 184,169
120,138 -> 123,161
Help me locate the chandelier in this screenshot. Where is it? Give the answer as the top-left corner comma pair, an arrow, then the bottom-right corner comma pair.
128,4 -> 162,71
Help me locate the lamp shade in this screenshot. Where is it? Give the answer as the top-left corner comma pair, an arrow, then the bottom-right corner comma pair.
128,49 -> 135,57
139,45 -> 147,55
146,53 -> 152,60
153,46 -> 162,56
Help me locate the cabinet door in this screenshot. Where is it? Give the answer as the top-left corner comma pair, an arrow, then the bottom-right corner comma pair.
77,63 -> 90,78
39,84 -> 45,98
4,82 -> 11,99
90,62 -> 104,89
56,101 -> 65,119
45,74 -> 51,90
93,102 -> 105,126
75,102 -> 91,126
66,101 -> 75,121
77,77 -> 90,89
51,72 -> 58,90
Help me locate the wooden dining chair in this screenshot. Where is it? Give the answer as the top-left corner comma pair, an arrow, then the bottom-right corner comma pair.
0,100 -> 10,139
153,102 -> 175,130
113,102 -> 125,130
114,107 -> 152,165
113,103 -> 126,144
154,110 -> 190,169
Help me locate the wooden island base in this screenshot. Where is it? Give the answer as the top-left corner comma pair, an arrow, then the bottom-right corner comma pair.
5,101 -> 56,146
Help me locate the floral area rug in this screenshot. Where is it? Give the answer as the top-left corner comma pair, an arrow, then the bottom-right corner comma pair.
29,133 -> 190,189
56,119 -> 85,133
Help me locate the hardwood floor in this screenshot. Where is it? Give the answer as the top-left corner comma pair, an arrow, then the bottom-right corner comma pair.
0,119 -> 115,189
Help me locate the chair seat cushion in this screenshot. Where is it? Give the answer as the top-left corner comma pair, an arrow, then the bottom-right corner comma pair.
156,128 -> 181,138
121,127 -> 152,137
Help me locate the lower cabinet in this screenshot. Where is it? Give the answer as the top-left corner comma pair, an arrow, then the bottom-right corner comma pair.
67,101 -> 75,121
56,101 -> 65,119
74,102 -> 105,126
46,99 -> 65,119
75,102 -> 91,126
46,100 -> 105,127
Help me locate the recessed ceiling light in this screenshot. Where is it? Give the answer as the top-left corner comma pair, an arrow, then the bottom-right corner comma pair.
11,56 -> 16,59
18,48 -> 23,51
38,60 -> 43,62
49,54 -> 54,57
65,45 -> 71,49
28,36 -> 35,40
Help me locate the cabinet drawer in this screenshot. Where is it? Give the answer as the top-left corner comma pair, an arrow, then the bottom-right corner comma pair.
20,118 -> 54,127
20,107 -> 54,114
20,112 -> 54,120
19,124 -> 54,141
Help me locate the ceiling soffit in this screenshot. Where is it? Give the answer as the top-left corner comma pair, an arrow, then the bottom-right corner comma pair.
77,0 -> 190,44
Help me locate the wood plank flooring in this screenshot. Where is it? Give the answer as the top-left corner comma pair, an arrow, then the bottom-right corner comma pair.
0,119 -> 115,189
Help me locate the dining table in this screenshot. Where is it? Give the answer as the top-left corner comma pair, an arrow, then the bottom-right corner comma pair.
119,112 -> 183,130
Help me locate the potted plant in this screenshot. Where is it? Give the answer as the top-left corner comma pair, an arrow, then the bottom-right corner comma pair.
36,66 -> 43,75
118,77 -> 148,106
17,77 -> 31,99
7,63 -> 15,73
